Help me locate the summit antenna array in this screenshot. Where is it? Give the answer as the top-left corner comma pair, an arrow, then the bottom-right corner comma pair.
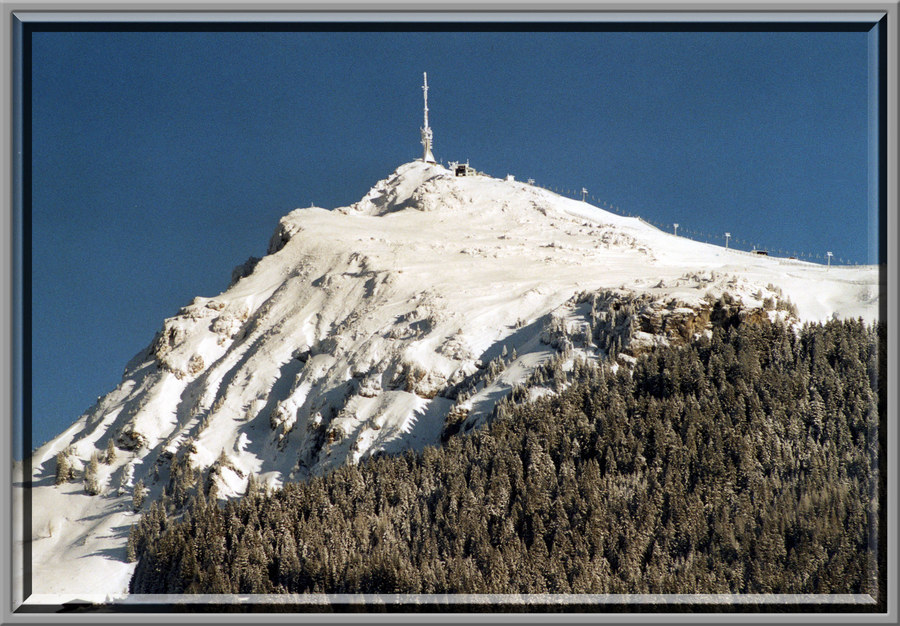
421,72 -> 436,163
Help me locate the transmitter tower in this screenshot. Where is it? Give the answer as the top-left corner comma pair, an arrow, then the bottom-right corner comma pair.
421,72 -> 436,163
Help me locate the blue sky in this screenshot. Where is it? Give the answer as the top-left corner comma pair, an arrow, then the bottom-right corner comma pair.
26,25 -> 877,455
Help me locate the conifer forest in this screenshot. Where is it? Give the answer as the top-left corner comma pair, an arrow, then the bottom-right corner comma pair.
128,317 -> 883,601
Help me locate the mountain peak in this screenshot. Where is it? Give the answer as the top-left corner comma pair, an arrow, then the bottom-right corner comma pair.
342,160 -> 445,215
19,158 -> 879,601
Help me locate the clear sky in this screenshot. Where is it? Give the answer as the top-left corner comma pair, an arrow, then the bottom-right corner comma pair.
26,24 -> 878,455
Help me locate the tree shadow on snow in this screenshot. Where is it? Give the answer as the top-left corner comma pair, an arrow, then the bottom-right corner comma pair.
83,522 -> 134,563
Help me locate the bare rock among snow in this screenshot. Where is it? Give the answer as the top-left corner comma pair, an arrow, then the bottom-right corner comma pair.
116,427 -> 147,452
186,354 -> 205,377
230,256 -> 260,286
150,322 -> 185,363
267,216 -> 305,254
358,374 -> 382,398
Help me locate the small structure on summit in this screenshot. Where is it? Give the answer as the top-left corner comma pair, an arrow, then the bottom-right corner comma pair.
449,160 -> 477,177
421,72 -> 436,163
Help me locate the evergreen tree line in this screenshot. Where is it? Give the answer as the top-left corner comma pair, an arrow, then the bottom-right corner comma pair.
129,318 -> 881,598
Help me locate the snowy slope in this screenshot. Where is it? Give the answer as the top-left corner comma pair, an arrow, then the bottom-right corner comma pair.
15,160 -> 880,604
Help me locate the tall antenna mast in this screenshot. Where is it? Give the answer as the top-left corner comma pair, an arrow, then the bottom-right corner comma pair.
421,72 -> 436,163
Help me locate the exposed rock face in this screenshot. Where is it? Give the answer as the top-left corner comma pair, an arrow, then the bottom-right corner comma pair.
267,218 -> 304,254
230,256 -> 261,286
586,289 -> 796,359
116,427 -> 147,452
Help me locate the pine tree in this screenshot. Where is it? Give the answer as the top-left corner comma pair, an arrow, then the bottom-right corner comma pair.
126,528 -> 138,563
105,438 -> 117,464
133,479 -> 146,511
84,451 -> 101,495
54,451 -> 73,485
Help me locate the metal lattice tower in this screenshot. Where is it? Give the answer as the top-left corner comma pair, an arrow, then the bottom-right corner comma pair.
421,72 -> 436,163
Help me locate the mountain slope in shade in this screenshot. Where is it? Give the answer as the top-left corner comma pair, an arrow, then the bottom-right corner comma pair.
15,160 -> 880,603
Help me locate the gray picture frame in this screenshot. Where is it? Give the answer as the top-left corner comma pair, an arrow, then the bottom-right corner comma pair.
3,3 -> 897,623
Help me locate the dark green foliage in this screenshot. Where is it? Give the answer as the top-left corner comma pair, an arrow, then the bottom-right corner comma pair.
130,318 -> 880,598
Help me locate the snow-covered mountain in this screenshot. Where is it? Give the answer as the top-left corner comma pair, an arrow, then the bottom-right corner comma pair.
15,160 -> 880,604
